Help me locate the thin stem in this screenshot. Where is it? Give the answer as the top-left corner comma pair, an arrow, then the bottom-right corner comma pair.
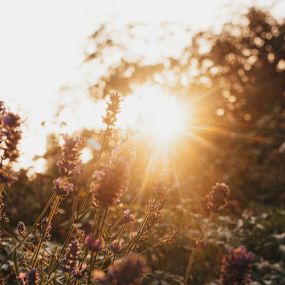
77,131 -> 107,218
125,210 -> 151,256
1,192 -> 56,266
87,206 -> 108,284
184,213 -> 213,285
30,196 -> 61,268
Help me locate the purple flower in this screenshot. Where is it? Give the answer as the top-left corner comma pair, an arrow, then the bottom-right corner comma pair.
0,111 -> 22,163
57,135 -> 83,178
123,209 -> 135,224
206,183 -> 230,212
110,239 -> 124,254
221,246 -> 254,285
17,221 -> 26,237
85,234 -> 104,252
62,239 -> 81,273
53,177 -> 74,196
102,91 -> 121,136
92,145 -> 132,206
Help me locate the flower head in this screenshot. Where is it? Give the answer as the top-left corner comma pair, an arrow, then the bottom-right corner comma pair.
17,221 -> 26,237
102,90 -> 121,136
221,246 -> 254,285
62,239 -> 81,273
0,112 -> 21,163
57,135 -> 83,178
18,269 -> 40,285
206,183 -> 230,212
85,234 -> 104,252
92,144 -> 132,206
53,177 -> 74,196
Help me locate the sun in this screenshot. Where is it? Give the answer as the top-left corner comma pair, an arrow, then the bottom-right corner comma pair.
117,84 -> 190,145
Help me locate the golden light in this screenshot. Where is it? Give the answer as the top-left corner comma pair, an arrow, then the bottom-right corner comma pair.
117,84 -> 190,145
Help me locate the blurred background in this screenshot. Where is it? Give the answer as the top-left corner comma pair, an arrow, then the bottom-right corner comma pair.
1,0 -> 285,284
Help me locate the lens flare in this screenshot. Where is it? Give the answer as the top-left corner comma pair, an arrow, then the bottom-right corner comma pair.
117,84 -> 190,145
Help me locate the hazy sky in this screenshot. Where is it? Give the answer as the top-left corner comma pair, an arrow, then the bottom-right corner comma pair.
0,0 -> 284,169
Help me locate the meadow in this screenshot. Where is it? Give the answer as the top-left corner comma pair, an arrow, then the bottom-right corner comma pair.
1,6 -> 285,285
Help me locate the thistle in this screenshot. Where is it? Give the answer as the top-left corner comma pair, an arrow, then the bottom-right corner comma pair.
221,246 -> 254,285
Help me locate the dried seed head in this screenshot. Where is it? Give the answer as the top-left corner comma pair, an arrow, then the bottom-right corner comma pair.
206,183 -> 230,212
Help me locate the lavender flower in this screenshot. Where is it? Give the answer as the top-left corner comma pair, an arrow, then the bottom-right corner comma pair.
123,209 -> 135,224
17,221 -> 26,237
18,269 -> 40,285
85,234 -> 103,252
0,112 -> 22,162
62,239 -> 81,273
92,144 -> 132,206
57,135 -> 83,178
53,135 -> 83,197
221,246 -> 254,285
102,90 -> 121,136
93,254 -> 148,285
26,269 -> 40,285
206,183 -> 230,212
53,177 -> 74,196
110,239 -> 124,254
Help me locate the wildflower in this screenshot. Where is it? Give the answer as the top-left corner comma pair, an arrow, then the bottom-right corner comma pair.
62,239 -> 81,273
146,183 -> 168,231
0,191 -> 8,222
206,183 -> 230,212
102,90 -> 121,136
94,254 -> 148,285
71,264 -> 87,280
85,234 -> 104,252
123,209 -> 135,224
27,269 -> 40,285
92,145 -> 131,206
221,246 -> 254,285
57,135 -> 83,178
53,177 -> 74,196
0,112 -> 22,163
17,221 -> 26,237
19,269 -> 40,285
110,239 -> 124,254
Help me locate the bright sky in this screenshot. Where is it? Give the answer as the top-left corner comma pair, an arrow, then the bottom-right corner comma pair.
0,0 -> 284,170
